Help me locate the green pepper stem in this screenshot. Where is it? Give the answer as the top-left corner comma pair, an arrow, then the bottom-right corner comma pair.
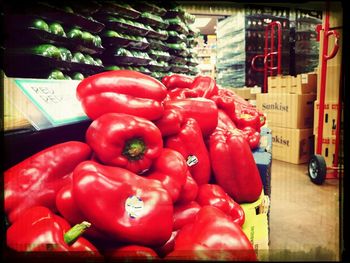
64,221 -> 91,245
123,138 -> 146,160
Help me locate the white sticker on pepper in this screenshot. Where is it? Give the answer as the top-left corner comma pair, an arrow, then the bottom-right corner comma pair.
187,155 -> 199,167
125,195 -> 144,219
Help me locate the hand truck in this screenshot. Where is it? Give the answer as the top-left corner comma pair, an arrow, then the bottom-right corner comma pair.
307,3 -> 342,185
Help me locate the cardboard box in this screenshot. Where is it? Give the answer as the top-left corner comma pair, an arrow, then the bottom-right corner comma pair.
316,65 -> 341,101
270,126 -> 314,164
256,93 -> 316,128
268,73 -> 317,94
234,87 -> 251,100
313,100 -> 342,137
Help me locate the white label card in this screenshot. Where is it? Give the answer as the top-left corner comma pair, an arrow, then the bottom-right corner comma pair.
14,79 -> 88,126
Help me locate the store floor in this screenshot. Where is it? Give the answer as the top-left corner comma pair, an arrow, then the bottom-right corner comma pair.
268,160 -> 340,261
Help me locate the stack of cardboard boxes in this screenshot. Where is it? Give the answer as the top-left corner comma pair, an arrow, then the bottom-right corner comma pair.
256,73 -> 317,164
313,2 -> 343,168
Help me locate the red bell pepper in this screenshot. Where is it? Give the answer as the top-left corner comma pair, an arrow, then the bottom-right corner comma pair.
217,109 -> 237,130
153,107 -> 184,137
210,90 -> 235,116
167,87 -> 199,100
105,245 -> 159,261
155,230 -> 179,258
196,184 -> 245,226
161,74 -> 193,90
188,75 -> 218,98
233,106 -> 262,132
165,98 -> 218,137
76,70 -> 167,120
166,206 -> 257,261
6,206 -> 98,253
209,128 -> 263,203
86,113 -> 163,174
72,161 -> 173,247
166,118 -> 211,185
56,184 -> 106,241
145,148 -> 188,202
176,171 -> 199,205
242,126 -> 261,150
173,201 -> 201,231
4,141 -> 92,223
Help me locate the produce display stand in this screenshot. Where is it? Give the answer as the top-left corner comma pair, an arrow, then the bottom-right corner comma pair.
307,3 -> 342,185
251,21 -> 282,93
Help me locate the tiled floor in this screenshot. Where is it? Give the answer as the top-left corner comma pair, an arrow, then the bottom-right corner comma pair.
268,160 -> 341,261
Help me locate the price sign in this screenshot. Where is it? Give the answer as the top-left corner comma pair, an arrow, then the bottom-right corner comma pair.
14,79 -> 89,128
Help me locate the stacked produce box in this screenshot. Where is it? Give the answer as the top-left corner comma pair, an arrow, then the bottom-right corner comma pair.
294,9 -> 322,74
256,72 -> 317,164
3,2 -> 105,80
216,5 -> 290,88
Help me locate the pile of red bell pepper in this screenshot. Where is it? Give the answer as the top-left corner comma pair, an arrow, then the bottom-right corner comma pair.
5,70 -> 266,261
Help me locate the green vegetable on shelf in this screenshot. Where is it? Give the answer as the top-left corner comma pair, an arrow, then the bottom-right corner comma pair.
64,74 -> 72,80
67,28 -> 83,39
94,58 -> 103,66
84,54 -> 95,65
49,23 -> 66,37
33,44 -> 61,59
105,65 -> 121,71
48,69 -> 65,79
72,52 -> 86,63
64,6 -> 74,13
93,35 -> 102,47
82,31 -> 95,44
72,72 -> 85,80
31,19 -> 49,32
104,30 -> 121,38
115,48 -> 132,57
58,47 -> 73,61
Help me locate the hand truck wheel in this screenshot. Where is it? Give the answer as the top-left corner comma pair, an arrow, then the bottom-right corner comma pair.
308,154 -> 327,185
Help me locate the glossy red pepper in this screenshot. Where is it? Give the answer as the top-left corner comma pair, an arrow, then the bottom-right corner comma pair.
217,109 -> 237,130
189,75 -> 218,98
161,74 -> 193,90
4,141 -> 92,223
76,70 -> 167,120
72,161 -> 173,246
233,107 -> 262,132
106,245 -> 159,261
166,206 -> 257,261
6,206 -> 98,253
210,89 -> 236,118
145,148 -> 188,202
196,184 -> 245,226
242,126 -> 261,150
167,87 -> 199,100
173,201 -> 201,231
176,171 -> 199,205
153,107 -> 184,137
165,98 -> 218,137
209,128 -> 263,203
155,230 -> 179,258
86,113 -> 163,174
56,184 -> 106,241
166,118 -> 211,185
